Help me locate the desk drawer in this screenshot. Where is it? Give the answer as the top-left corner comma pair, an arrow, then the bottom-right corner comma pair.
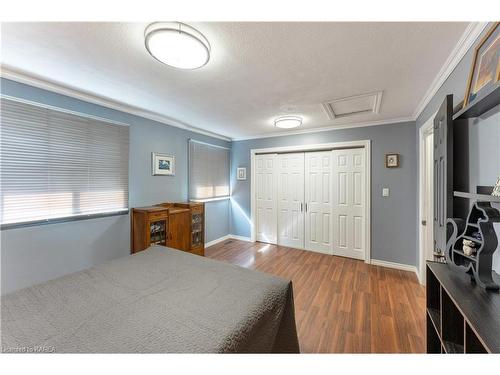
148,211 -> 168,221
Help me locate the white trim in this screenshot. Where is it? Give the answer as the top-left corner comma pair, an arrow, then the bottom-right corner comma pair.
229,235 -> 252,242
0,65 -> 232,142
233,117 -> 414,141
188,138 -> 230,150
190,196 -> 230,203
412,22 -> 488,121
205,234 -> 231,248
251,140 -> 370,155
322,90 -> 383,120
250,140 -> 371,263
418,112 -> 437,285
205,234 -> 253,248
1,94 -> 131,127
370,259 -> 419,279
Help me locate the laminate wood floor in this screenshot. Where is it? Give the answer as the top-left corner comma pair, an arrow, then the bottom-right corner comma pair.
206,239 -> 426,353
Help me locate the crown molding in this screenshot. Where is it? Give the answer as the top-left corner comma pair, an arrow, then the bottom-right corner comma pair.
232,116 -> 415,141
412,22 -> 488,121
0,66 -> 232,142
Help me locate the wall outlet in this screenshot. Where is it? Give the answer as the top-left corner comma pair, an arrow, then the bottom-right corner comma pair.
382,187 -> 390,197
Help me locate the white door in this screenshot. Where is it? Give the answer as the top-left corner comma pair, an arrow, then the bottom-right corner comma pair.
277,153 -> 305,248
332,148 -> 366,260
255,153 -> 277,244
423,131 -> 434,261
304,151 -> 333,254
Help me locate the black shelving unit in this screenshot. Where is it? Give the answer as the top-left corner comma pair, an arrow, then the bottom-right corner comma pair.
426,262 -> 500,353
453,82 -> 500,120
454,191 -> 500,203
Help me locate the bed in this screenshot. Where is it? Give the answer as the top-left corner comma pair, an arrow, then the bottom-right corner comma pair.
1,245 -> 299,353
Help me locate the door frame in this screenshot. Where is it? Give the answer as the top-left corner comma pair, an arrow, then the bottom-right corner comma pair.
418,112 -> 437,284
250,140 -> 371,263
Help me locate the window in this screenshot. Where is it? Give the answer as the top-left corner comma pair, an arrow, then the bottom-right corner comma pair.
189,139 -> 230,201
0,97 -> 129,227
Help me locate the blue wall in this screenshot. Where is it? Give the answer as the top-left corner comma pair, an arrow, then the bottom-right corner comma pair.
230,121 -> 418,266
0,78 -> 231,294
415,23 -> 500,273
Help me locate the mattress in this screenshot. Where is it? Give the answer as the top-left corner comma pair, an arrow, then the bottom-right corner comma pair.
1,245 -> 299,353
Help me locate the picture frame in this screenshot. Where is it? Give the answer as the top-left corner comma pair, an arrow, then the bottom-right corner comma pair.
385,153 -> 399,168
152,152 -> 175,176
237,167 -> 247,180
463,22 -> 500,108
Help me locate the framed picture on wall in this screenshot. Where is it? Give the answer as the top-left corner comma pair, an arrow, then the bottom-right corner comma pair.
237,167 -> 247,180
463,22 -> 500,107
152,152 -> 175,176
385,153 -> 399,168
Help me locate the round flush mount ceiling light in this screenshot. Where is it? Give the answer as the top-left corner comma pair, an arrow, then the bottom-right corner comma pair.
144,22 -> 211,69
274,116 -> 302,129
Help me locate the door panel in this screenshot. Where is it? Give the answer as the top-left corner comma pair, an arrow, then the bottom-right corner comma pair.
167,212 -> 190,251
277,153 -> 304,248
255,154 -> 277,244
305,151 -> 333,254
433,95 -> 453,258
332,148 -> 366,260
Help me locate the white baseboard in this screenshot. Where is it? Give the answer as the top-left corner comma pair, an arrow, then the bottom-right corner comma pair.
204,235 -> 231,248
205,234 -> 253,248
370,259 -> 419,280
228,235 -> 252,242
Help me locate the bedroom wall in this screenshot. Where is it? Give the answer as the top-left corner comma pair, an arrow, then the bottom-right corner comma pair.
0,78 -> 231,294
415,22 -> 500,274
230,121 -> 418,267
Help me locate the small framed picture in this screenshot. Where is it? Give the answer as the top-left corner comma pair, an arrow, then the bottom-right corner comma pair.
237,167 -> 247,180
152,152 -> 175,176
385,153 -> 399,168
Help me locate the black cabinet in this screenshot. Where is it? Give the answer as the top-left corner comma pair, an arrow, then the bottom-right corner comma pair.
426,262 -> 500,353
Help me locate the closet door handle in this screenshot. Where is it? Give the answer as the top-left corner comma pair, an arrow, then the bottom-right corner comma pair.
305,203 -> 308,212
300,203 -> 303,212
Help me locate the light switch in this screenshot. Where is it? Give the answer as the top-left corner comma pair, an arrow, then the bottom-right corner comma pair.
382,187 -> 390,197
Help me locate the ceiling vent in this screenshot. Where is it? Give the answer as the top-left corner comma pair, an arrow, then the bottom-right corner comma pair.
322,91 -> 383,120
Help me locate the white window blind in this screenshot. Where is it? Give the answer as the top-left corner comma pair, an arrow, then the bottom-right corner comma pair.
0,97 -> 129,226
189,140 -> 230,200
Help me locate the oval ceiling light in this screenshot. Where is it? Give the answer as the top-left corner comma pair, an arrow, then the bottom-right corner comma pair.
144,22 -> 211,69
274,116 -> 302,129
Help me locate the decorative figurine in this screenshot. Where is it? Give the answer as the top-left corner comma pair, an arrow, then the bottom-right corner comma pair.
492,177 -> 500,197
446,200 -> 500,291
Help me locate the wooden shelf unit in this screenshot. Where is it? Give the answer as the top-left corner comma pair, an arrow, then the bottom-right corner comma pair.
157,202 -> 205,256
426,262 -> 500,353
132,202 -> 205,256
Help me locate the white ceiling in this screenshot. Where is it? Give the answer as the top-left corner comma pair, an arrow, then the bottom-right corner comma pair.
1,22 -> 469,140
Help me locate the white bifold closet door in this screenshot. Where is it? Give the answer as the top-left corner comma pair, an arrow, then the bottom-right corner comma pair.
304,151 -> 333,254
255,153 -> 278,244
332,148 -> 366,260
277,153 -> 305,248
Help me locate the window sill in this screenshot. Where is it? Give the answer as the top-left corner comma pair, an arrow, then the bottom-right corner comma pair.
0,209 -> 129,230
190,196 -> 231,203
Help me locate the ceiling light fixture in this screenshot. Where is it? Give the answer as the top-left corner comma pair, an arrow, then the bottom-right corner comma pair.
144,22 -> 211,70
274,116 -> 302,129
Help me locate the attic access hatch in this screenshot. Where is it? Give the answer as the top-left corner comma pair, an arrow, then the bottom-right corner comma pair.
322,91 -> 383,120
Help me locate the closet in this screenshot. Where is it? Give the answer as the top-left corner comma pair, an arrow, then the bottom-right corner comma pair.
255,147 -> 366,260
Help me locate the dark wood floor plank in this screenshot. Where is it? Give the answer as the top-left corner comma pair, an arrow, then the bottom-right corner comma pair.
206,239 -> 425,353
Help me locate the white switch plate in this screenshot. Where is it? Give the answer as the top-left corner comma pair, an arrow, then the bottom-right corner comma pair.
382,187 -> 390,197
